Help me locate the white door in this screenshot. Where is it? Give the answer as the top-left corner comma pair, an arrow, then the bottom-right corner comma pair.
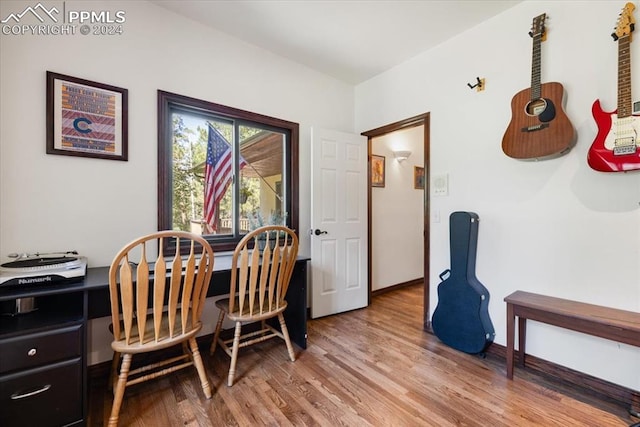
310,127 -> 368,318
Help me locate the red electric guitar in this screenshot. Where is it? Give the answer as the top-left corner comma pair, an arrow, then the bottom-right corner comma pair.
588,2 -> 640,172
502,13 -> 576,160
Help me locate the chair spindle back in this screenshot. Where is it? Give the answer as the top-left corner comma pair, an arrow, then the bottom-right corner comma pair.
108,231 -> 214,345
229,226 -> 298,316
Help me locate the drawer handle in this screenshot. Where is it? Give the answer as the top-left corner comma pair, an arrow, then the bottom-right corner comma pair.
27,348 -> 37,357
10,384 -> 51,400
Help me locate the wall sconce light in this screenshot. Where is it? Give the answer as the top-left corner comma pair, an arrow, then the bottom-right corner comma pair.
393,150 -> 412,162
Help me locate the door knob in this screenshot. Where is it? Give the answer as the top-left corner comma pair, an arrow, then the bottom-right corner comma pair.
314,229 -> 328,236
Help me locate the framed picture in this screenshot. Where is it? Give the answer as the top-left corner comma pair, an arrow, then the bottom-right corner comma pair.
414,166 -> 425,189
47,71 -> 128,161
371,155 -> 385,187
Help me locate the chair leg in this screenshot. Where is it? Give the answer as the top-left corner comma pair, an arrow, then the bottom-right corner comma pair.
108,351 -> 120,393
108,353 -> 132,427
210,310 -> 225,355
182,342 -> 191,361
227,321 -> 242,387
278,313 -> 296,362
188,337 -> 212,399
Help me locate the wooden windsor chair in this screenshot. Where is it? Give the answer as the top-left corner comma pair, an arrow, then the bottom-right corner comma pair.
209,225 -> 299,386
107,231 -> 214,427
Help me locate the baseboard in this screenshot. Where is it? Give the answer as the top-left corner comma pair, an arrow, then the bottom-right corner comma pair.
372,278 -> 422,297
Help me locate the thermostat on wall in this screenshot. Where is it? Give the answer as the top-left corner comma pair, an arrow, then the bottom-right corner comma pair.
433,173 -> 449,197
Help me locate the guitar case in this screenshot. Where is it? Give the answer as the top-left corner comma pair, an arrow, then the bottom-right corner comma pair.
432,211 -> 495,354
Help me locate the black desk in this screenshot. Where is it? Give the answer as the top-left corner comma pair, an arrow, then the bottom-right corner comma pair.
0,255 -> 308,427
1,255 -> 309,348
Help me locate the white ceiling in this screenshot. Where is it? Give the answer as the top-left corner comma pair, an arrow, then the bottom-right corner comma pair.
151,1 -> 522,85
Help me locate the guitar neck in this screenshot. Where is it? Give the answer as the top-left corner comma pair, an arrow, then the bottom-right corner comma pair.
617,35 -> 632,118
530,33 -> 543,100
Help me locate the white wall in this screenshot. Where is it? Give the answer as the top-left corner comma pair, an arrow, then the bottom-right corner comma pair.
0,0 -> 354,363
1,0 -> 638,390
372,126 -> 424,290
356,1 -> 640,390
0,0 -> 355,264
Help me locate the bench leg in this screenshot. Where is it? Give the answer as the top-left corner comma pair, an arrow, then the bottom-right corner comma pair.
518,317 -> 526,368
506,303 -> 515,379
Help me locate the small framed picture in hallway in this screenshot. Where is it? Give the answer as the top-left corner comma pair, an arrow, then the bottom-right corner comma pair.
371,155 -> 385,187
414,166 -> 425,189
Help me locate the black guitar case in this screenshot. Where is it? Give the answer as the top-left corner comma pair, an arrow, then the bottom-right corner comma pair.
432,211 -> 495,354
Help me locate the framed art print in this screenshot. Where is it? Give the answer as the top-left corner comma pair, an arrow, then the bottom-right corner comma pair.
414,166 -> 425,189
371,154 -> 385,188
46,71 -> 128,161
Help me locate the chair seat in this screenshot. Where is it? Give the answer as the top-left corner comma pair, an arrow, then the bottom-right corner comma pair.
216,297 -> 287,322
111,311 -> 202,354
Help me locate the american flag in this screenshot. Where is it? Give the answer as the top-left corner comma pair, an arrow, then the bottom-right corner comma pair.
204,123 -> 246,232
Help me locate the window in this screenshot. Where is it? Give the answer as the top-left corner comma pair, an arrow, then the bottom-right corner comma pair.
158,91 -> 299,252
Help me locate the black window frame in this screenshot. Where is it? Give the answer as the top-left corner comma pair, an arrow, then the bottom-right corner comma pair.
157,90 -> 299,253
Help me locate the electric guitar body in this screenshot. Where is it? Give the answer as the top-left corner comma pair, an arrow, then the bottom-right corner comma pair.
587,3 -> 640,172
502,13 -> 576,160
589,100 -> 640,172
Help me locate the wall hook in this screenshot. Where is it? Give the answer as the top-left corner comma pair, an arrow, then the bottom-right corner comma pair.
467,77 -> 485,92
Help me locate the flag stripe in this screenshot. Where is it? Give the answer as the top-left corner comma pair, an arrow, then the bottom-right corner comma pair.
204,123 -> 247,232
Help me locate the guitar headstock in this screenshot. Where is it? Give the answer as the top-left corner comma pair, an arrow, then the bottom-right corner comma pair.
612,2 -> 636,41
528,13 -> 547,41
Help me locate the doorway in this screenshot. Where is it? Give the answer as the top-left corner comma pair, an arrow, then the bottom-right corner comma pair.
362,113 -> 431,329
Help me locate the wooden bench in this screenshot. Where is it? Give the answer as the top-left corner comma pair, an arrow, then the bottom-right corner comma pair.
504,290 -> 640,381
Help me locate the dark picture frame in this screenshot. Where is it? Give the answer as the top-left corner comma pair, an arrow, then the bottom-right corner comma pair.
414,166 -> 425,189
371,154 -> 385,188
46,71 -> 128,161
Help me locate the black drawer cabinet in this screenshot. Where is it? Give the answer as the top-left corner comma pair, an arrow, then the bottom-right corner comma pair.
0,324 -> 82,374
0,290 -> 86,427
0,358 -> 82,427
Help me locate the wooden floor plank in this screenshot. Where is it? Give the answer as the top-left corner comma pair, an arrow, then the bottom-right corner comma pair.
89,285 -> 633,426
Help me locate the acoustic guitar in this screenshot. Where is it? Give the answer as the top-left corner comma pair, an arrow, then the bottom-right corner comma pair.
432,212 -> 495,355
588,2 -> 640,172
502,13 -> 576,160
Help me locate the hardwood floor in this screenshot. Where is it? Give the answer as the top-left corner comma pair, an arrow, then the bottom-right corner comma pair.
88,285 -> 635,426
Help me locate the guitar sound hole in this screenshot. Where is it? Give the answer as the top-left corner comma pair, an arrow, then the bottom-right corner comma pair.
525,98 -> 556,123
525,98 -> 547,116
